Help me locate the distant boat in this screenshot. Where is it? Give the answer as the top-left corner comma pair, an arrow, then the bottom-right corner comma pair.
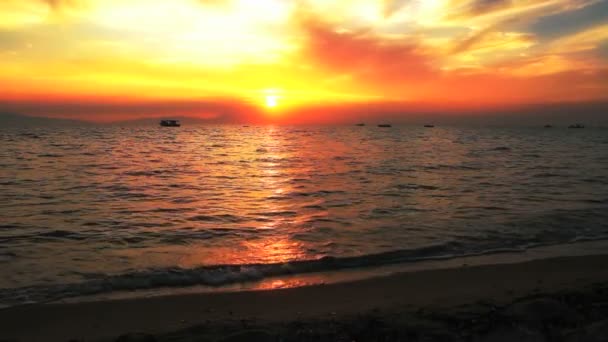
568,124 -> 585,129
378,124 -> 392,128
355,123 -> 366,126
544,124 -> 553,128
424,124 -> 435,128
160,120 -> 181,127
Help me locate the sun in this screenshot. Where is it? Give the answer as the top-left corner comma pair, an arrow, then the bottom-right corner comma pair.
265,94 -> 279,108
263,89 -> 282,109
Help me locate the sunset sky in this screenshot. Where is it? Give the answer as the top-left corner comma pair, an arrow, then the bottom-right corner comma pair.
1,0 -> 607,122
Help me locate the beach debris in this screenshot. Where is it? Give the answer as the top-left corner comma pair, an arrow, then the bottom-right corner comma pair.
504,298 -> 579,325
563,319 -> 608,342
98,287 -> 608,342
219,329 -> 273,342
475,326 -> 544,342
115,332 -> 157,342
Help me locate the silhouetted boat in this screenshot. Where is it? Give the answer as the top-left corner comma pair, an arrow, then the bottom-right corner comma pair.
355,123 -> 366,126
544,125 -> 553,128
160,120 -> 181,127
424,125 -> 435,128
568,124 -> 585,129
378,124 -> 392,128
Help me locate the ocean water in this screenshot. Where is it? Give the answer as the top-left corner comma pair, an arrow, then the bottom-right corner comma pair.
1,125 -> 607,306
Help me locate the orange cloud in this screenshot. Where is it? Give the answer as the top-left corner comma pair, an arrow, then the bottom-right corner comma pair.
0,0 -> 607,123
287,9 -> 608,108
295,15 -> 436,97
39,0 -> 79,9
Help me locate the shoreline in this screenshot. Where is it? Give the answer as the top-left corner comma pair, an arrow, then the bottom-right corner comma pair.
35,238 -> 608,306
3,253 -> 608,341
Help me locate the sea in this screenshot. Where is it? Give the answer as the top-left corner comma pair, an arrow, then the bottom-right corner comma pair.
1,124 -> 607,307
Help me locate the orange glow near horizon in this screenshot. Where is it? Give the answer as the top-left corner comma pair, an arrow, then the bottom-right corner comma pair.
1,0 -> 607,122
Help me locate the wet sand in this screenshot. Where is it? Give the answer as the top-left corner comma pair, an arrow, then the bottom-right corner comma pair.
2,254 -> 608,341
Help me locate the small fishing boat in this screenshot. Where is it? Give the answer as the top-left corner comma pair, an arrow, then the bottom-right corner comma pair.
378,124 -> 392,128
424,124 -> 435,128
568,124 -> 585,129
544,124 -> 553,128
355,123 -> 366,126
160,120 -> 181,127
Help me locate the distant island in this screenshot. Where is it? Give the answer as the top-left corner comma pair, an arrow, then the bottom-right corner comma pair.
0,113 -> 217,127
0,112 -> 93,127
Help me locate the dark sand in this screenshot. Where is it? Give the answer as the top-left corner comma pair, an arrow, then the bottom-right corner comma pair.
2,254 -> 608,341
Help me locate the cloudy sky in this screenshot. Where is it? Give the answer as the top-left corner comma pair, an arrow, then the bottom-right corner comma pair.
1,0 -> 607,122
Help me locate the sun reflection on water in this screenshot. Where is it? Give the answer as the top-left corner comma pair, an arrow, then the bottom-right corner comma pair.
3,125 -> 608,297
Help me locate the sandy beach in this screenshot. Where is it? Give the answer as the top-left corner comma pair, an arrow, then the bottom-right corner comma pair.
2,253 -> 608,341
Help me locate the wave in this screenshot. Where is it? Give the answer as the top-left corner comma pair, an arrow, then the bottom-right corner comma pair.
1,238 -> 602,308
188,214 -> 246,223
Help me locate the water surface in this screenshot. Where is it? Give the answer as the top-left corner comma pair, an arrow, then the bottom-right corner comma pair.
1,125 -> 607,306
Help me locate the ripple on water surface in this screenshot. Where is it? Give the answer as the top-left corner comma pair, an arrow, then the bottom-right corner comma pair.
0,125 -> 607,305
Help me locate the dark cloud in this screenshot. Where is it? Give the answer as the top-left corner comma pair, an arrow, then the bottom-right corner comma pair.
530,0 -> 608,40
